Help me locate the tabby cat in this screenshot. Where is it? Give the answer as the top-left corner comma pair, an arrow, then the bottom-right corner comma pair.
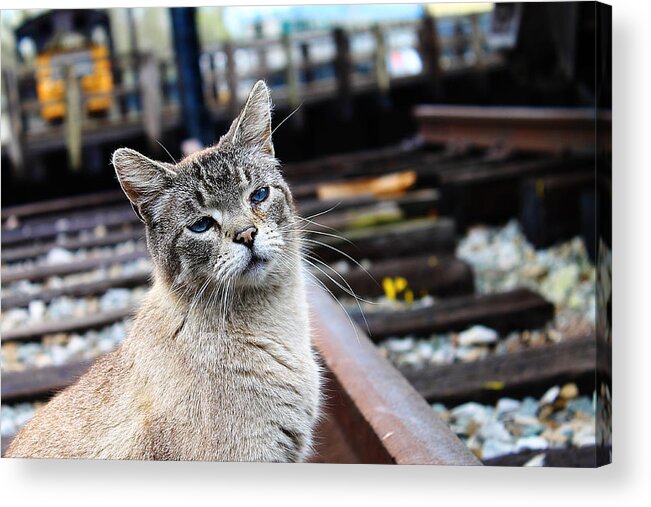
6,81 -> 321,462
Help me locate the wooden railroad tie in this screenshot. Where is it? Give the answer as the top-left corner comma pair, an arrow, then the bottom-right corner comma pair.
401,335 -> 596,404
1,248 -> 149,284
351,288 -> 555,341
1,271 -> 151,310
310,216 -> 457,263
316,254 -> 474,299
1,306 -> 138,343
2,206 -> 143,247
1,228 -> 146,264
483,445 -> 598,468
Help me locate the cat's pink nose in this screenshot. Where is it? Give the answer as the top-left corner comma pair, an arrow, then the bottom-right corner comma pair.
234,226 -> 258,248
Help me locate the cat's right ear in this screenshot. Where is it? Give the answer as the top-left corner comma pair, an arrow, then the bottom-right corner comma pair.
112,148 -> 177,212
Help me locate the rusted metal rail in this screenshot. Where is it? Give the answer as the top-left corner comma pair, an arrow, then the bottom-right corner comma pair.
414,105 -> 611,154
308,286 -> 480,465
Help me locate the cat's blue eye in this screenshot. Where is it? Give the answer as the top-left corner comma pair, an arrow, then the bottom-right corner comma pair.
250,186 -> 270,204
188,216 -> 215,233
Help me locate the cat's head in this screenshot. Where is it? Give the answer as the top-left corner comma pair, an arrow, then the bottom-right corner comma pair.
112,81 -> 298,300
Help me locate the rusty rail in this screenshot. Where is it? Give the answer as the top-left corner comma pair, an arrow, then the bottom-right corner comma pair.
414,105 -> 611,154
309,286 -> 480,465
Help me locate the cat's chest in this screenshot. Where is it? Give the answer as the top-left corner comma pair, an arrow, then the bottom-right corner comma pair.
168,321 -> 318,405
153,339 -> 319,461
145,311 -> 319,460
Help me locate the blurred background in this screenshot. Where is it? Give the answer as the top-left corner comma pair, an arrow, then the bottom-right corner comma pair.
1,3 -> 611,466
1,2 -> 608,201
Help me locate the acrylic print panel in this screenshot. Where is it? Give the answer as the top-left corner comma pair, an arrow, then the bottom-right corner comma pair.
0,2 -> 611,466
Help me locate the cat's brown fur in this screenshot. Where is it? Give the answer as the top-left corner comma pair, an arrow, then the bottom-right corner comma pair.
6,81 -> 321,461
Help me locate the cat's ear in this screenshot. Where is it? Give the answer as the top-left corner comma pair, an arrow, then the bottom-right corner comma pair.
221,80 -> 274,156
112,148 -> 177,209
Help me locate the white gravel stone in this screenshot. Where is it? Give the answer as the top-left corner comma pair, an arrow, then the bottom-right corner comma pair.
457,325 -> 498,346
523,453 -> 546,467
479,420 -> 512,442
496,398 -> 521,416
540,385 -> 561,405
46,247 -> 74,264
28,300 -> 46,321
433,393 -> 596,461
482,439 -> 516,460
516,436 -> 549,452
572,427 -> 596,447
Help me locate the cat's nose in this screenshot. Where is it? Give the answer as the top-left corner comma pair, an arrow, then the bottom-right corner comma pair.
234,225 -> 258,249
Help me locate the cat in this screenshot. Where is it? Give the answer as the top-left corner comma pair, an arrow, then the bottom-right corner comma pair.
6,81 -> 322,462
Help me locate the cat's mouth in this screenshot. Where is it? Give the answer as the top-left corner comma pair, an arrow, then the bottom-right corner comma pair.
243,253 -> 269,274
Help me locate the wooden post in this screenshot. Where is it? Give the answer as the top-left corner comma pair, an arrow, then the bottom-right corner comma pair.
300,41 -> 314,84
201,53 -> 216,108
254,21 -> 269,81
452,18 -> 470,65
224,41 -> 238,117
333,27 -> 352,121
282,33 -> 299,109
139,53 -> 163,154
419,14 -> 442,99
372,24 -> 390,96
2,67 -> 26,176
64,65 -> 82,171
470,13 -> 486,68
470,13 -> 488,99
125,8 -> 140,118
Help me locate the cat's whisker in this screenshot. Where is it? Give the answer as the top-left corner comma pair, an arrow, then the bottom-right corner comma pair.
302,254 -> 372,336
299,261 -> 361,344
297,237 -> 378,291
270,103 -> 302,137
302,254 -> 376,305
295,230 -> 358,250
295,215 -> 341,234
155,139 -> 177,164
301,203 -> 342,222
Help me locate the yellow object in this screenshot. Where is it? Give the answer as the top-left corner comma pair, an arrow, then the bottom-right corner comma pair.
35,44 -> 113,121
382,276 -> 415,304
382,277 -> 396,301
394,277 -> 408,293
536,179 -> 546,200
482,381 -> 505,390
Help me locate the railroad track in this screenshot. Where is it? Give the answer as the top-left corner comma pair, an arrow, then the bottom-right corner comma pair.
1,120 -> 601,465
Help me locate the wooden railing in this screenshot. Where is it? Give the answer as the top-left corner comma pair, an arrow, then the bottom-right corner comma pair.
1,13 -> 499,172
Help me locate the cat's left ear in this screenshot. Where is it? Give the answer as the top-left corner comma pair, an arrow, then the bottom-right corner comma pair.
221,80 -> 274,156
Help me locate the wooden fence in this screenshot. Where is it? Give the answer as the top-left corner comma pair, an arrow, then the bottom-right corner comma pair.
1,13 -> 500,174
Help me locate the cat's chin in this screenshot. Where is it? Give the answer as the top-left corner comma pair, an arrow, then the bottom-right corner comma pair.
235,253 -> 274,287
